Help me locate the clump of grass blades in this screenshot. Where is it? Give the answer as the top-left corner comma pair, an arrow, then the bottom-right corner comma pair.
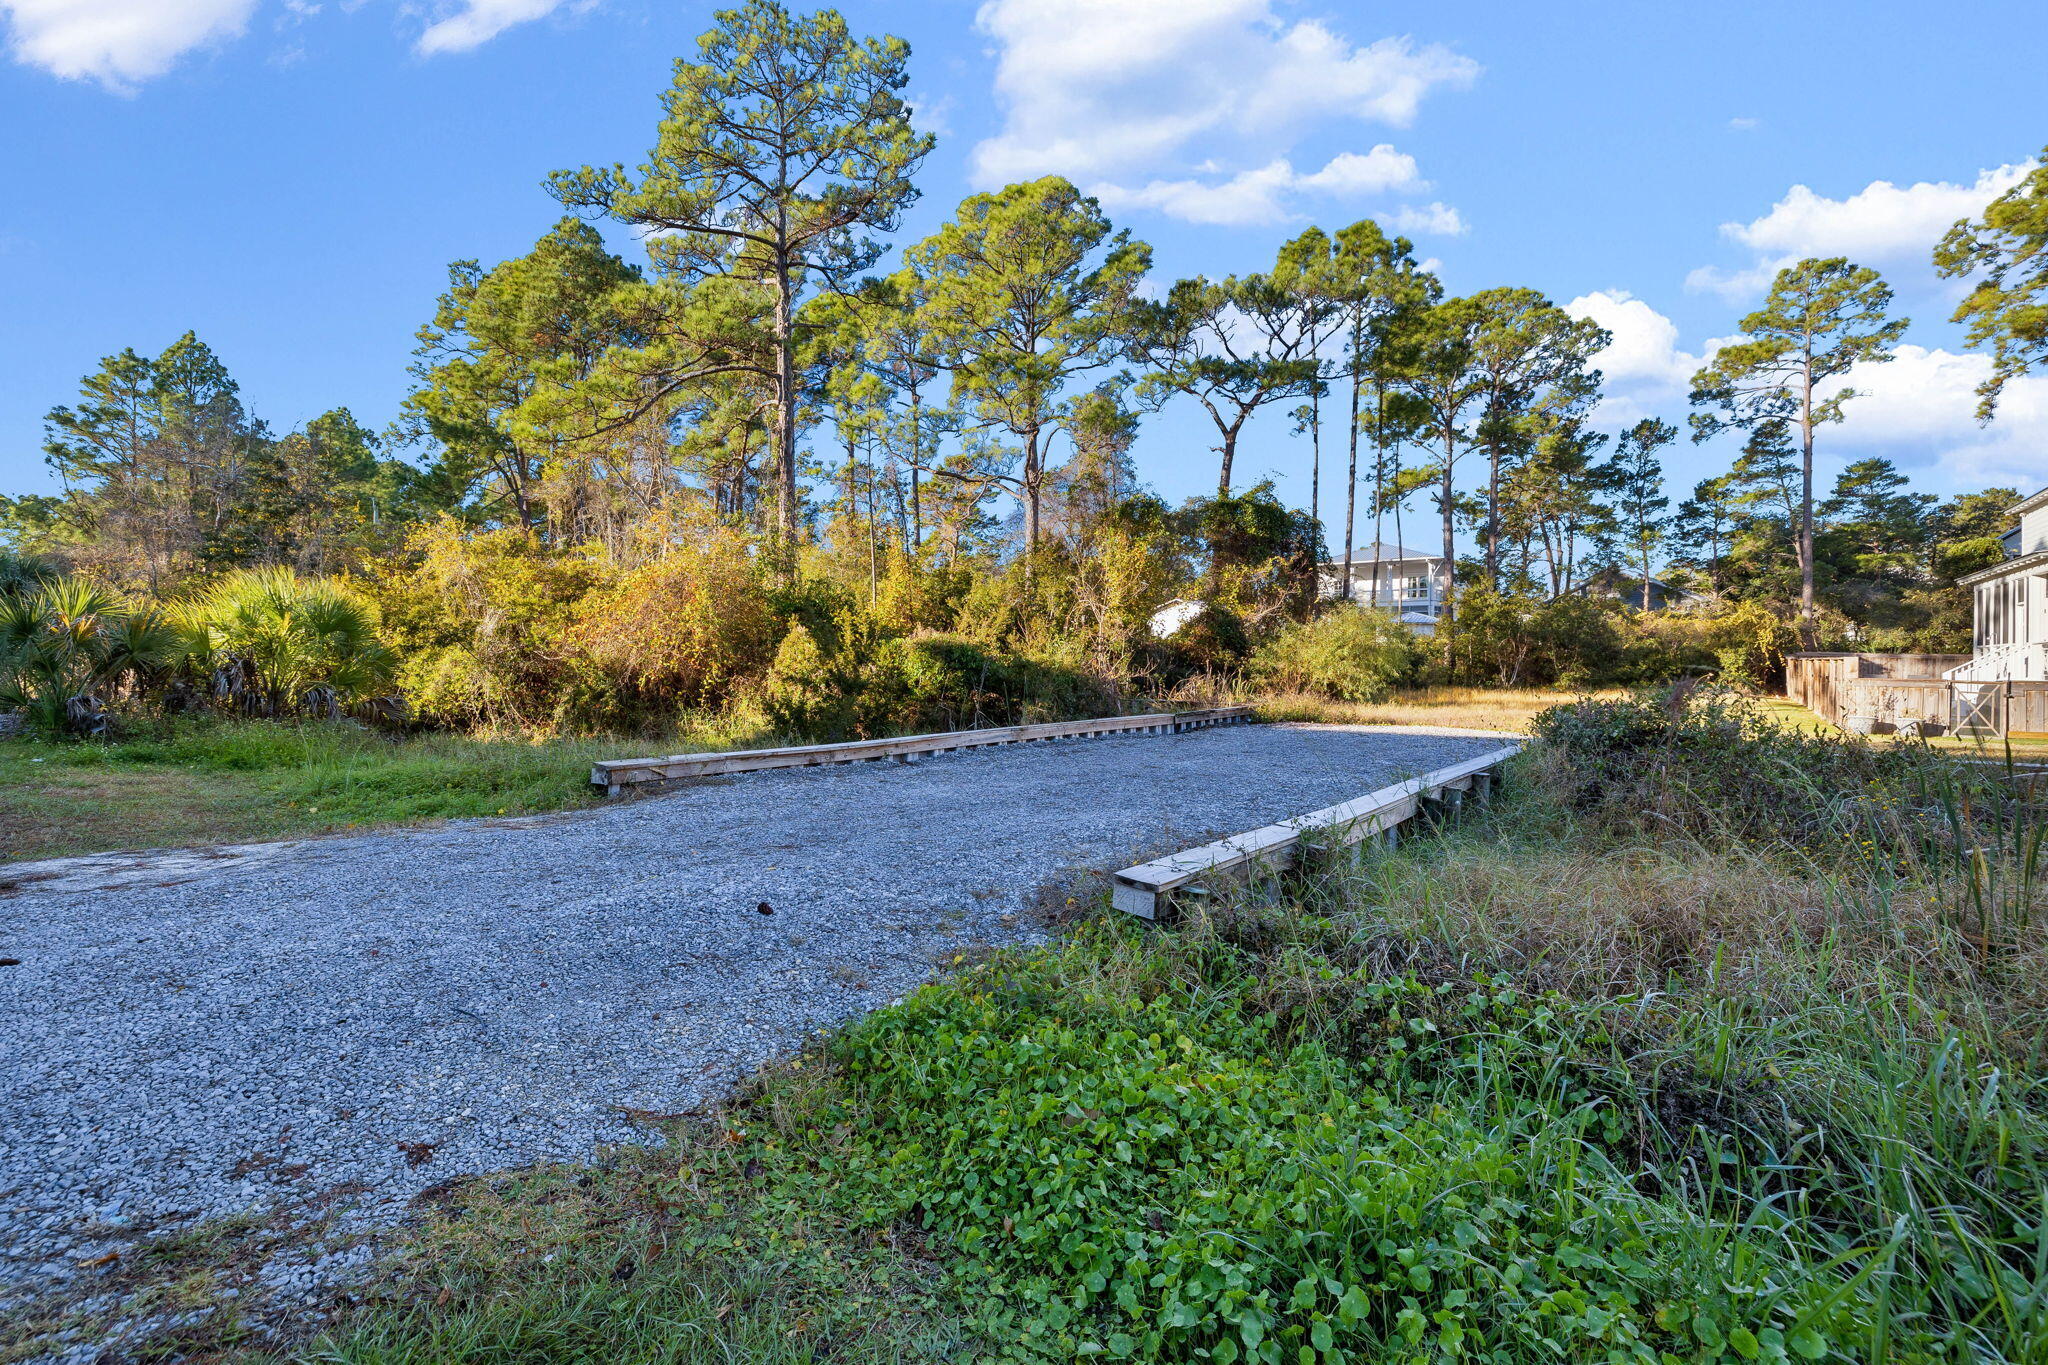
292,1146 -> 972,1365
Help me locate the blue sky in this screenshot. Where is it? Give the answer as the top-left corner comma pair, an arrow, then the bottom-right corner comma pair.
2,0 -> 2043,531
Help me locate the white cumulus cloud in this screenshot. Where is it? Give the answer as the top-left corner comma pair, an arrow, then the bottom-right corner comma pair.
1827,345 -> 2048,489
0,0 -> 582,84
1564,289 -> 1702,424
1687,162 -> 2032,301
1094,146 -> 1423,227
973,0 -> 1476,226
1377,201 -> 1466,237
1,0 -> 259,87
414,0 -> 571,55
1568,290 -> 1699,391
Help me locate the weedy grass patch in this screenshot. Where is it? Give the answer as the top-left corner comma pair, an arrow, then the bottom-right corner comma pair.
0,714 -> 769,861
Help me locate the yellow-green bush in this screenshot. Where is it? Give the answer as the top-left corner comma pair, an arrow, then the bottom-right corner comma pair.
1250,604 -> 1418,702
364,521 -> 613,731
575,531 -> 782,719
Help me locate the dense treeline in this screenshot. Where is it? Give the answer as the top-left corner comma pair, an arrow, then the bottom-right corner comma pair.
3,2 -> 2043,739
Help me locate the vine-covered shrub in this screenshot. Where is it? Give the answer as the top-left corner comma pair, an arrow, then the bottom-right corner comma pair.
1528,684 -> 1932,849
575,533 -> 782,720
761,626 -> 1118,742
367,521 -> 612,731
1251,604 -> 1420,702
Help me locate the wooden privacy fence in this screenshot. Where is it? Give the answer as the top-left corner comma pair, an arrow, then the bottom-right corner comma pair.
1786,653 -> 2048,737
1111,743 -> 1521,920
592,705 -> 1255,796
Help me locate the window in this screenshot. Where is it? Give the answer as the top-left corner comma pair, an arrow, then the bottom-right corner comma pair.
1403,574 -> 1428,598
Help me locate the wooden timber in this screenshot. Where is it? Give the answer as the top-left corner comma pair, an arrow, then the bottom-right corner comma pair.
1109,743 -> 1521,920
1170,706 -> 1256,732
590,707 -> 1255,796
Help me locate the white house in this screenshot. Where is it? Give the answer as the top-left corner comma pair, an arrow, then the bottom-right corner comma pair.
1948,485 -> 2048,682
1317,542 -> 1449,633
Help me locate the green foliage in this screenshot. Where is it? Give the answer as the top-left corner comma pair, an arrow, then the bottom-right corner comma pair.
1447,588 -> 1625,688
1937,145 -> 2048,419
1127,271 -> 1320,493
1251,604 -> 1419,702
403,218 -> 644,537
1528,684 -> 1933,850
575,531 -> 784,720
1160,602 -> 1252,677
180,566 -> 396,713
369,521 -> 613,731
1689,257 -> 1910,634
547,0 -> 934,550
760,620 -> 853,739
0,574 -> 175,733
907,175 -> 1152,548
0,547 -> 57,596
0,0 -> 2019,755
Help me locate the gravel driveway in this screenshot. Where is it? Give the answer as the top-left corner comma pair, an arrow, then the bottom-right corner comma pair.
0,722 -> 1505,1306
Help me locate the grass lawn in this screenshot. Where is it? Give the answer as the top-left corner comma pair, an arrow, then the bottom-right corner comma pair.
1760,696 -> 2048,760
0,719 -> 754,864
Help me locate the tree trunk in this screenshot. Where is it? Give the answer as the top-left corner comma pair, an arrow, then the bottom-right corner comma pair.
1342,311 -> 1362,601
1799,372 -> 1817,647
1307,388 -> 1321,551
773,255 -> 799,564
865,453 -> 879,607
1440,431 -> 1458,664
1370,376 -> 1387,613
908,388 -> 923,552
1485,439 -> 1500,589
1022,426 -> 1042,578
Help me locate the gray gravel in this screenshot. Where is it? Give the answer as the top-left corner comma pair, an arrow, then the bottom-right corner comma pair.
0,722 -> 1504,1306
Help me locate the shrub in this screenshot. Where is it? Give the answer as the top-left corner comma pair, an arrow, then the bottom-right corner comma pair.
179,566 -> 396,715
1527,683 -> 1944,854
0,575 -> 177,734
367,522 -> 611,731
857,633 -> 1115,735
1161,602 -> 1251,677
1448,588 -> 1626,687
1250,604 -> 1419,702
575,534 -> 782,722
759,621 -> 857,740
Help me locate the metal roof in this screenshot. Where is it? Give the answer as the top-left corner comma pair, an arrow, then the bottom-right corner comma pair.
1958,548 -> 2048,587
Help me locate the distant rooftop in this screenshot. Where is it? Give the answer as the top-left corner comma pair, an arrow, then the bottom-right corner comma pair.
1322,542 -> 1439,565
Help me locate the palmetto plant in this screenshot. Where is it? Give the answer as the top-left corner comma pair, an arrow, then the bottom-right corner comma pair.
0,575 -> 179,734
178,567 -> 396,716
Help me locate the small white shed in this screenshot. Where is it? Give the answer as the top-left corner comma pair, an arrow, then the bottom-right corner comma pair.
1148,598 -> 1207,639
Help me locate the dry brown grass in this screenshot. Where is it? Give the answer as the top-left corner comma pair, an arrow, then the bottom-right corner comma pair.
1253,685 -> 1616,735
1305,739 -> 2048,1055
